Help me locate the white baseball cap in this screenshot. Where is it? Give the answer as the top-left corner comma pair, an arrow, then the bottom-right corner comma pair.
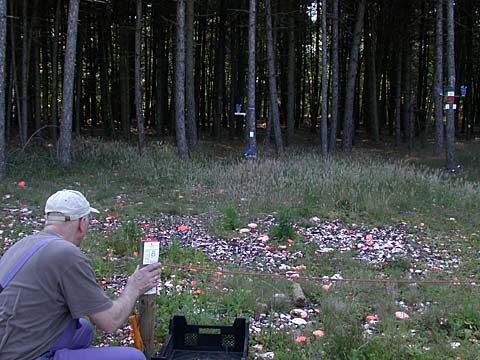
45,189 -> 99,221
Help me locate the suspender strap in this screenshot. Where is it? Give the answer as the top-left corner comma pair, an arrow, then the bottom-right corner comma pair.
0,238 -> 58,292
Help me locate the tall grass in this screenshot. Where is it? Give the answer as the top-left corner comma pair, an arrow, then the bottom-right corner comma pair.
7,139 -> 477,232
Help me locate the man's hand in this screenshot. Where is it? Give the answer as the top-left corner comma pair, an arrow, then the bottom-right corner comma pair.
127,263 -> 162,296
90,262 -> 161,333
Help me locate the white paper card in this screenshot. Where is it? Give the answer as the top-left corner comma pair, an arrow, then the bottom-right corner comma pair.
143,241 -> 160,264
142,241 -> 160,294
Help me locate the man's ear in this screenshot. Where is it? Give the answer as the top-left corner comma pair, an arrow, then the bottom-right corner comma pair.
79,217 -> 89,233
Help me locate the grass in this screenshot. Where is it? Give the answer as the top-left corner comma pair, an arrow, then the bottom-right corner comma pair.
1,138 -> 479,358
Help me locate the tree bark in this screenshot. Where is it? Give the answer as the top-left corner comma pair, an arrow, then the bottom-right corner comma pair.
342,0 -> 366,152
19,0 -> 31,147
135,0 -> 146,154
99,12 -> 113,138
394,47 -> 403,146
119,0 -> 131,142
286,13 -> 295,146
185,0 -> 197,146
51,0 -> 61,145
247,0 -> 257,155
365,9 -> 379,146
329,0 -> 339,154
0,0 -> 6,178
434,0 -> 444,155
445,0 -> 456,170
58,0 -> 80,165
320,0 -> 328,158
265,0 -> 284,154
175,0 -> 190,160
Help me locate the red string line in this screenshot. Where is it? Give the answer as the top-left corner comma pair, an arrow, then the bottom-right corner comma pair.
160,263 -> 479,287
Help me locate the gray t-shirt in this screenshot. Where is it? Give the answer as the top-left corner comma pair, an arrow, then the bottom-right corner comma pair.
0,230 -> 113,360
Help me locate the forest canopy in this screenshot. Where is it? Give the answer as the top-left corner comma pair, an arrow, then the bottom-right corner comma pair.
0,0 -> 479,176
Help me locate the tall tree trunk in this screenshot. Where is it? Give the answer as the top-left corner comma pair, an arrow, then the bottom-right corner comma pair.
445,0 -> 456,170
212,0 -> 226,139
20,0 -> 30,147
33,1 -> 42,139
51,0 -> 61,144
246,0 -> 257,155
286,13 -> 295,146
175,0 -> 190,160
394,47 -> 403,146
342,0 -> 366,152
434,0 -> 444,155
119,0 -> 130,142
320,0 -> 328,158
58,0 -> 80,165
74,24 -> 83,134
310,0 -> 320,134
402,43 -> 414,149
41,33 -> 49,142
265,0 -> 284,154
0,0 -> 6,178
154,9 -> 165,141
329,0 -> 339,153
99,13 -> 113,138
365,10 -> 379,146
135,0 -> 146,154
185,0 -> 197,146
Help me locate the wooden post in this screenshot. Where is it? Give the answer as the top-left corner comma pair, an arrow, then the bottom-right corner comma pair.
138,294 -> 156,358
139,239 -> 160,359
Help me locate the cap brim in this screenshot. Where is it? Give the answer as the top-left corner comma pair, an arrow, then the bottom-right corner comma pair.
90,207 -> 100,214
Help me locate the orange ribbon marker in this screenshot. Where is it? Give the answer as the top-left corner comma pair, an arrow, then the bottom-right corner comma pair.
129,315 -> 145,352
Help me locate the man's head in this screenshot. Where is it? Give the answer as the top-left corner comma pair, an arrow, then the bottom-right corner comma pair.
44,189 -> 99,245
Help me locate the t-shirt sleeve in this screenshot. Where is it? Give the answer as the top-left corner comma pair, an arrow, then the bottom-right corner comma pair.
59,252 -> 113,319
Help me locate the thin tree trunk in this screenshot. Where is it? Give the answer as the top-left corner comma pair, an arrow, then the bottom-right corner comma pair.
154,12 -> 165,141
329,0 -> 339,153
286,14 -> 295,146
246,0 -> 257,156
33,1 -> 42,139
99,15 -> 113,138
58,0 -> 80,165
20,0 -> 30,147
366,12 -> 379,146
10,2 -> 21,146
74,24 -> 83,134
342,0 -> 366,152
212,0 -> 226,139
394,47 -> 403,146
51,0 -> 61,144
0,0 -> 6,178
135,0 -> 146,154
175,0 -> 190,160
445,0 -> 456,170
434,0 -> 444,155
402,43 -> 414,149
310,0 -> 320,134
320,0 -> 328,158
265,0 -> 284,154
119,0 -> 130,142
185,0 -> 197,146
41,27 -> 49,141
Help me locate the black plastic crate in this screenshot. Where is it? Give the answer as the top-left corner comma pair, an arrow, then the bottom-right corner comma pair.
152,315 -> 249,360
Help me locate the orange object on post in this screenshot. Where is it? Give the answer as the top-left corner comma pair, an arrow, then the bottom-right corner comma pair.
129,315 -> 145,352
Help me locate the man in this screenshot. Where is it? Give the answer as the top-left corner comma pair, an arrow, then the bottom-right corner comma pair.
0,189 -> 161,360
